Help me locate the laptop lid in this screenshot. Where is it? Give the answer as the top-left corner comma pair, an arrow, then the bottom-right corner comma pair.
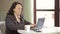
35,18 -> 45,30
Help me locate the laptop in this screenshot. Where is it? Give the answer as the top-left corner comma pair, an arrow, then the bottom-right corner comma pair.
33,18 -> 45,32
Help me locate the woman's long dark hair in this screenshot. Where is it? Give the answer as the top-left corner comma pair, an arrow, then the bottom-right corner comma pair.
7,2 -> 23,15
6,2 -> 24,19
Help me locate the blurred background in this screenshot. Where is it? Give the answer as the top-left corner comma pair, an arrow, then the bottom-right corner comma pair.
0,0 -> 60,34
0,0 -> 33,34
0,0 -> 32,23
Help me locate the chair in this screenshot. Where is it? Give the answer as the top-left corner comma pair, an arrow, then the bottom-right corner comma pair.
0,21 -> 6,34
0,30 -> 2,34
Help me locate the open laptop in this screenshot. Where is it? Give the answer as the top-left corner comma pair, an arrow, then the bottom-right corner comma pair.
33,18 -> 45,32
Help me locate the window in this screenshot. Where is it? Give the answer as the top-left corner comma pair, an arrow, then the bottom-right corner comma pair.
36,0 -> 55,9
36,11 -> 54,27
34,0 -> 59,27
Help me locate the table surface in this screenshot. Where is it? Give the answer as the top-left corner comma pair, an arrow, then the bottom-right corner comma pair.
17,30 -> 60,34
17,27 -> 60,34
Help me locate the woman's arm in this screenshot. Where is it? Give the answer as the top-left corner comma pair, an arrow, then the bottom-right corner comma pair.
24,20 -> 36,27
24,20 -> 31,25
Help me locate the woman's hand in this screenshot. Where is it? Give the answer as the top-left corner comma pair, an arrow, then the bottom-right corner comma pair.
30,24 -> 36,28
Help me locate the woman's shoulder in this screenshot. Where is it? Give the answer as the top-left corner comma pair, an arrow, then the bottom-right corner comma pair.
7,15 -> 14,17
5,15 -> 16,22
6,15 -> 14,19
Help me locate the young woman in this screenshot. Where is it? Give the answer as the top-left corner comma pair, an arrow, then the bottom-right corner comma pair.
5,2 -> 35,34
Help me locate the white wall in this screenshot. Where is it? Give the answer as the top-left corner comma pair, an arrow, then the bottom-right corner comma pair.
23,0 -> 34,24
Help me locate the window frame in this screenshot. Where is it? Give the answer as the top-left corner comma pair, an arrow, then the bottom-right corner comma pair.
34,0 -> 59,27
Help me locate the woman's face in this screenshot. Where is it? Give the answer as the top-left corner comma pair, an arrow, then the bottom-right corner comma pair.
13,4 -> 22,16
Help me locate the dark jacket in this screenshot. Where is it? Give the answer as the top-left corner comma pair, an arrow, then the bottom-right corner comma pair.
5,15 -> 31,34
